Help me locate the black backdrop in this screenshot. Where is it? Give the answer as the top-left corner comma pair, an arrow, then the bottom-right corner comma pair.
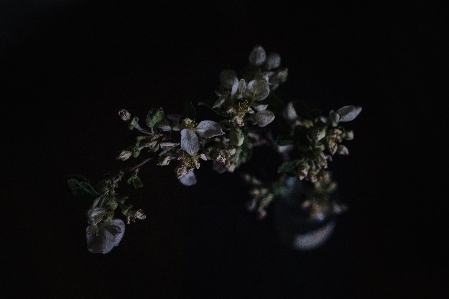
2,1 -> 447,298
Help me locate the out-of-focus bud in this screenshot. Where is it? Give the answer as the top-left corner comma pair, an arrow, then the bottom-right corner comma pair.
337,145 -> 349,155
118,109 -> 131,121
345,130 -> 354,140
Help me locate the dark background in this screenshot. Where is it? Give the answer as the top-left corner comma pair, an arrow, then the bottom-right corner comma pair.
1,1 -> 447,298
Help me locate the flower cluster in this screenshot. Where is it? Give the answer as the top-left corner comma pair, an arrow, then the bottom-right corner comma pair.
68,45 -> 361,253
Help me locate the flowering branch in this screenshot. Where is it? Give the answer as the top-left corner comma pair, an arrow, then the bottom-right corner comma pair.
67,45 -> 362,253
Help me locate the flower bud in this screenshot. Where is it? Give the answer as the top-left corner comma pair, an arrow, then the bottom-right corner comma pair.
345,130 -> 354,140
118,109 -> 131,121
337,145 -> 349,155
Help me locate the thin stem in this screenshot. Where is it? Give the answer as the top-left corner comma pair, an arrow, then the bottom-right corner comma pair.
111,157 -> 153,184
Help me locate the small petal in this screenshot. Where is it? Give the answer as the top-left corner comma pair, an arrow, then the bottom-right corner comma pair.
213,96 -> 226,109
155,118 -> 172,131
337,106 -> 362,122
237,79 -> 247,95
329,110 -> 340,124
195,121 -> 224,138
249,45 -> 266,66
293,222 -> 335,250
181,129 -> 200,155
254,110 -> 275,127
337,145 -> 349,155
179,171 -> 197,186
230,77 -> 239,96
87,207 -> 106,225
283,102 -> 298,121
252,103 -> 268,112
86,219 -> 125,254
265,53 -> 281,70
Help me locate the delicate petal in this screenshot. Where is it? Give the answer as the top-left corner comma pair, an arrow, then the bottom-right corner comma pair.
155,118 -> 171,131
195,121 -> 224,138
337,145 -> 349,155
249,45 -> 266,66
283,102 -> 298,121
86,219 -> 125,254
181,129 -> 200,155
179,171 -> 197,186
265,53 -> 281,70
254,110 -> 275,127
213,96 -> 226,108
230,77 -> 239,96
329,110 -> 340,123
104,219 -> 125,247
292,222 -> 335,250
252,103 -> 268,112
237,79 -> 247,95
337,106 -> 362,122
87,207 -> 106,225
247,79 -> 270,101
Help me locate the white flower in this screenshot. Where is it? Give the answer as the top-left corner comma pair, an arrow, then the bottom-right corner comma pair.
181,120 -> 224,155
86,219 -> 125,254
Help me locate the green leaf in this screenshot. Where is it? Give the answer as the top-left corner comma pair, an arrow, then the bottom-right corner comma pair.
278,160 -> 301,175
127,176 -> 143,188
146,107 -> 165,132
181,101 -> 196,121
264,93 -> 284,114
127,171 -> 143,188
67,175 -> 98,197
132,146 -> 140,158
276,136 -> 294,146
